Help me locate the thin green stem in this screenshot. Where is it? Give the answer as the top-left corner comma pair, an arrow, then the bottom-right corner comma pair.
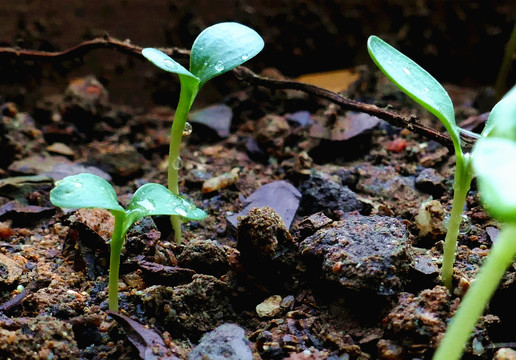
433,223 -> 516,360
168,82 -> 198,243
442,155 -> 473,290
108,212 -> 126,312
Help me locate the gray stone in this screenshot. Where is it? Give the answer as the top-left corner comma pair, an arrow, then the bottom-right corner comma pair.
189,323 -> 253,360
299,213 -> 413,295
299,172 -> 363,216
415,168 -> 446,197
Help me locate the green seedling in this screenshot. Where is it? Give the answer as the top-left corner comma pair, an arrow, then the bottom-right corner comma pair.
433,86 -> 516,360
142,22 -> 264,242
49,173 -> 206,312
367,35 -> 493,290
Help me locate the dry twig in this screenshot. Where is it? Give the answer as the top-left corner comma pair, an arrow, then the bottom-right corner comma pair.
0,35 -> 481,149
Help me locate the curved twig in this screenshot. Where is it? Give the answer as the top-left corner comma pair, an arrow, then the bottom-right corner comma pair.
0,35 -> 480,149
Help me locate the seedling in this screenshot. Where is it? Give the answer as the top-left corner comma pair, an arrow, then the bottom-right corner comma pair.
49,173 -> 206,311
142,22 -> 264,242
433,86 -> 516,360
367,36 -> 492,290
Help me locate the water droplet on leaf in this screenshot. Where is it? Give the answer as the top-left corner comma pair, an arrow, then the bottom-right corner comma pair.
138,199 -> 155,211
162,59 -> 176,71
241,54 -> 249,60
172,156 -> 183,170
183,122 -> 192,136
176,208 -> 187,217
214,61 -> 224,72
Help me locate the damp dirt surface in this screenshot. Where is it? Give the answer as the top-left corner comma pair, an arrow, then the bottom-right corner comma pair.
0,2 -> 516,360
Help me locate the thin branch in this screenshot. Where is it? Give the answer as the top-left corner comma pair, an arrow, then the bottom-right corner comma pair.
0,35 -> 189,61
0,35 -> 479,149
234,66 -> 478,150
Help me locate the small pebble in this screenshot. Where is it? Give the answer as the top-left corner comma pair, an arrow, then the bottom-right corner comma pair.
494,348 -> 516,360
256,295 -> 282,318
202,168 -> 239,193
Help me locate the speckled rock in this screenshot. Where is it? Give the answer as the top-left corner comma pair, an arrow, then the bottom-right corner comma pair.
141,274 -> 231,338
177,239 -> 231,277
382,286 -> 456,355
256,295 -> 283,318
298,172 -> 363,216
494,348 -> 516,360
89,143 -> 147,181
255,114 -> 291,150
189,323 -> 253,360
299,214 -> 413,295
237,206 -> 301,291
355,164 -> 424,217
415,167 -> 446,197
0,253 -> 23,285
0,315 -> 80,359
414,199 -> 447,241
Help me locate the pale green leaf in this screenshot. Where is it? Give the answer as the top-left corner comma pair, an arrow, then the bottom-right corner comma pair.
472,137 -> 516,223
190,22 -> 264,87
50,173 -> 124,213
124,183 -> 206,229
367,36 -> 460,148
141,48 -> 200,87
482,85 -> 516,138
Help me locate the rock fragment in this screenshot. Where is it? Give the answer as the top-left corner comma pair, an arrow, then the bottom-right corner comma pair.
415,168 -> 446,197
256,295 -> 282,318
298,172 -> 362,216
299,214 -> 413,295
189,323 -> 253,360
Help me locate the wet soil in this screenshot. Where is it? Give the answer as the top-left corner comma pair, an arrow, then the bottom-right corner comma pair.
0,2 -> 515,360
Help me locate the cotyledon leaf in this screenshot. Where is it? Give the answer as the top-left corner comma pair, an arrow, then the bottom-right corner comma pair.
124,183 -> 207,231
190,22 -> 264,87
367,35 -> 460,149
472,137 -> 516,223
141,48 -> 200,84
50,173 -> 124,213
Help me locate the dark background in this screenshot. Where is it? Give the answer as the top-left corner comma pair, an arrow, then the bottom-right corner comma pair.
0,0 -> 514,108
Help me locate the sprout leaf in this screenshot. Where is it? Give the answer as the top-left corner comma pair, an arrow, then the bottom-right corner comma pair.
126,183 -> 207,227
482,85 -> 516,139
473,137 -> 516,223
190,22 -> 264,87
50,173 -> 124,213
367,36 -> 459,148
141,48 -> 200,88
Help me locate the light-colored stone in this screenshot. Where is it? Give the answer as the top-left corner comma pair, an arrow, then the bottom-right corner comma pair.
256,295 -> 282,318
494,348 -> 516,360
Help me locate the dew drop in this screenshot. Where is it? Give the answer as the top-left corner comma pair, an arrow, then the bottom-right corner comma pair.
444,213 -> 472,235
214,61 -> 225,72
402,67 -> 411,75
172,156 -> 184,170
176,208 -> 187,217
162,58 -> 176,71
241,54 -> 249,60
138,199 -> 155,211
183,122 -> 193,136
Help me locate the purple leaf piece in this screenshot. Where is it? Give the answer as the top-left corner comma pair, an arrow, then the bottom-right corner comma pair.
226,180 -> 301,230
107,311 -> 180,360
